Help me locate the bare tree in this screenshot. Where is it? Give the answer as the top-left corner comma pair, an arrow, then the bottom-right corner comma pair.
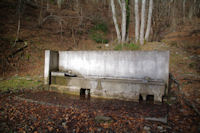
111,0 -> 128,44
38,0 -> 43,27
134,0 -> 139,43
111,0 -> 121,42
14,0 -> 23,46
121,0 -> 126,43
139,0 -> 146,45
117,0 -> 122,8
145,0 -> 153,41
57,0 -> 64,9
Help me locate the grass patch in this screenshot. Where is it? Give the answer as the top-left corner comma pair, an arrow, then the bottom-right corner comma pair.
0,76 -> 42,91
114,43 -> 140,50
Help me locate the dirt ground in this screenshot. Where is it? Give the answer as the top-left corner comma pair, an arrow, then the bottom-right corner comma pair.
0,89 -> 199,133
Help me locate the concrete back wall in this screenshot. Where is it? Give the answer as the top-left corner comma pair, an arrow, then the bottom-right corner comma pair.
58,51 -> 169,85
44,50 -> 59,84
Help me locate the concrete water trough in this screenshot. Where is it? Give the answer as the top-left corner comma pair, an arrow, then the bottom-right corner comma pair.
44,50 -> 169,103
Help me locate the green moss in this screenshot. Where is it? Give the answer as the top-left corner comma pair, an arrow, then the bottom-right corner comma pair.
0,76 -> 41,91
51,76 -> 66,85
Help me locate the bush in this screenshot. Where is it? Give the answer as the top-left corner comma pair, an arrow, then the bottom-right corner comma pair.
114,44 -> 123,50
93,23 -> 108,33
89,22 -> 109,43
126,43 -> 140,50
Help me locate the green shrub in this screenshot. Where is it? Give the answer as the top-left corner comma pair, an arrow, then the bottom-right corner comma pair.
93,23 -> 108,33
90,31 -> 108,43
114,44 -> 123,50
89,22 -> 109,43
125,43 -> 140,50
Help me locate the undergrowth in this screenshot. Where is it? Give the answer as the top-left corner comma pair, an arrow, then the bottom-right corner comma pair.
89,22 -> 108,43
114,43 -> 140,50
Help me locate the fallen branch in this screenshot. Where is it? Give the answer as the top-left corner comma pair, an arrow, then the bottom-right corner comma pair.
181,78 -> 200,82
169,73 -> 181,91
170,73 -> 200,116
145,115 -> 168,124
42,15 -> 65,26
177,92 -> 200,116
8,43 -> 28,58
41,15 -> 65,39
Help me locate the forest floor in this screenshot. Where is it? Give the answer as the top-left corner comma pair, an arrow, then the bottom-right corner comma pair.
0,0 -> 200,132
0,89 -> 199,133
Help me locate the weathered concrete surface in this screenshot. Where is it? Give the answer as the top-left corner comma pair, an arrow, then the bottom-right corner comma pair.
45,50 -> 169,102
44,50 -> 59,84
59,51 -> 169,85
51,76 -> 165,102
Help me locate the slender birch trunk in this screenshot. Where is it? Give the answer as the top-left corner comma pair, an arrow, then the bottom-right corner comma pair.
76,0 -> 79,9
57,0 -> 63,9
117,0 -> 122,9
140,0 -> 146,45
121,0 -> 126,43
111,0 -> 121,42
134,0 -> 139,43
125,0 -> 130,41
14,0 -> 22,46
38,0 -> 43,27
145,0 -> 153,41
47,0 -> 49,11
183,0 -> 186,22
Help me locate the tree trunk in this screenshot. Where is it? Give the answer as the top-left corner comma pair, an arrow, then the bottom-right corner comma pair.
14,0 -> 22,46
145,0 -> 153,41
134,0 -> 139,43
76,0 -> 79,9
183,0 -> 186,22
57,0 -> 63,9
125,0 -> 130,41
121,0 -> 126,43
47,0 -> 49,11
118,0 -> 122,9
38,0 -> 43,27
111,0 -> 121,43
140,0 -> 146,45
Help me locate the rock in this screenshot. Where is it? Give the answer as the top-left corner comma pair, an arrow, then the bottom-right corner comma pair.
157,126 -> 163,130
197,98 -> 200,102
97,127 -> 102,132
144,126 -> 151,131
160,129 -> 167,133
105,44 -> 109,47
179,109 -> 186,113
26,77 -> 32,81
62,122 -> 67,127
95,115 -> 112,123
170,96 -> 176,101
47,126 -> 53,132
72,129 -> 76,133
